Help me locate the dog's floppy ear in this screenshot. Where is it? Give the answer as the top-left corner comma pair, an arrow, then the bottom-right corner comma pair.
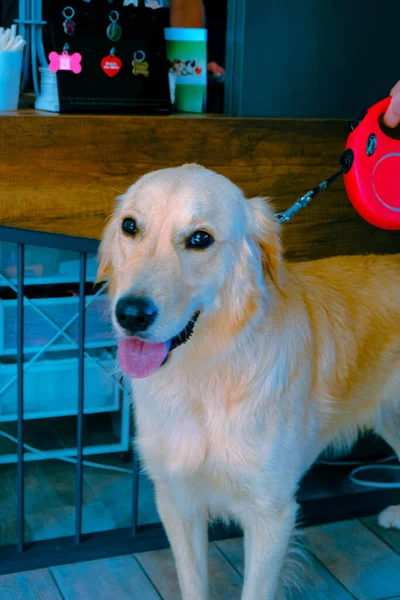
96,215 -> 117,291
248,196 -> 285,291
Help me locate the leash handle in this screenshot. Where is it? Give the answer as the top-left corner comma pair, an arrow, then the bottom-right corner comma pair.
343,96 -> 400,230
276,96 -> 400,229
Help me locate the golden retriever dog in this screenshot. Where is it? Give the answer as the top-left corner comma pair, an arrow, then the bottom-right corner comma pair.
98,164 -> 400,600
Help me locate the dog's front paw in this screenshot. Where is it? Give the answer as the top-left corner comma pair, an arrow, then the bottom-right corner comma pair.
378,505 -> 400,530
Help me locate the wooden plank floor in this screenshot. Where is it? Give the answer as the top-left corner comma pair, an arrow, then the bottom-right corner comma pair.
1,517 -> 400,599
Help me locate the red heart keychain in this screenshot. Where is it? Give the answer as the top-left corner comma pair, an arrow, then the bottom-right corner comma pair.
101,49 -> 122,78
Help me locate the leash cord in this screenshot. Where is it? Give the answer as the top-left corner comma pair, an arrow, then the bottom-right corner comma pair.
276,167 -> 344,224
276,149 -> 354,224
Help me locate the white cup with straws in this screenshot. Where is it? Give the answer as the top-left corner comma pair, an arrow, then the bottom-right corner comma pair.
0,25 -> 26,111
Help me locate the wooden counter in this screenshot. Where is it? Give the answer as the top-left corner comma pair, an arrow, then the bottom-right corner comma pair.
1,110 -> 399,262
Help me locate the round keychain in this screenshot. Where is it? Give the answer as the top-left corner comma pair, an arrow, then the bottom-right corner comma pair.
62,7 -> 76,36
101,47 -> 122,77
132,50 -> 149,77
107,11 -> 122,42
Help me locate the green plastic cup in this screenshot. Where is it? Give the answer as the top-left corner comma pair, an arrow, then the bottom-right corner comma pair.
164,28 -> 207,113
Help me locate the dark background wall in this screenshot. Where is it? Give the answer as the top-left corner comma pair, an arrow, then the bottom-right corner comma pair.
226,0 -> 400,118
0,0 -> 17,28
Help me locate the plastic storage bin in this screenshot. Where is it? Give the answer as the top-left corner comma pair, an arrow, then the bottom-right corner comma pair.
0,355 -> 119,421
0,242 -> 98,285
0,295 -> 115,354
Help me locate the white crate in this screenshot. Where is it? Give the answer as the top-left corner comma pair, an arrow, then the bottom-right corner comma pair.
0,356 -> 120,421
0,295 -> 115,355
0,242 -> 98,285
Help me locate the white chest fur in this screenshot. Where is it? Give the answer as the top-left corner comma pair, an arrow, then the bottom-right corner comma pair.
131,363 -> 308,516
133,375 -> 257,479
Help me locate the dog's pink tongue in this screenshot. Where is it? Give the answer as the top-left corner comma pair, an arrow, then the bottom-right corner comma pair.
118,338 -> 169,379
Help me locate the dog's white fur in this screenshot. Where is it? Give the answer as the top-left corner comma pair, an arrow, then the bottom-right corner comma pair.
99,164 -> 400,599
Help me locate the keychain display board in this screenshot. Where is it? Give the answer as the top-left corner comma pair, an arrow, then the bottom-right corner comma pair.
42,0 -> 171,114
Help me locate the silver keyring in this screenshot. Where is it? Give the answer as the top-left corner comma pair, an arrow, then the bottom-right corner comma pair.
109,10 -> 119,22
133,50 -> 145,62
62,6 -> 75,19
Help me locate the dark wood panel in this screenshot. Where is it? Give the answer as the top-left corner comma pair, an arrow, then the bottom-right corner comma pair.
216,537 -> 355,600
51,555 -> 161,599
137,544 -> 243,600
1,112 -> 399,261
0,568 -> 63,600
305,520 -> 400,600
361,516 -> 400,555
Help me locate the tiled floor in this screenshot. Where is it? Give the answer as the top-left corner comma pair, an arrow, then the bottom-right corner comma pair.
1,436 -> 400,599
0,452 -> 159,549
1,516 -> 400,599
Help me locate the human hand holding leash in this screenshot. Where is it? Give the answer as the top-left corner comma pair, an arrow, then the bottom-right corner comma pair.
383,80 -> 400,128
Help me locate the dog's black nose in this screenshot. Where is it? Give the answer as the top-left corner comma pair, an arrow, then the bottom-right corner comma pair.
115,296 -> 158,335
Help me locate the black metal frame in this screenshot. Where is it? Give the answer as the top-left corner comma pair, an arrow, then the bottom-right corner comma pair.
0,225 -> 242,574
16,242 -> 24,554
0,224 -> 399,576
3,228 -> 99,555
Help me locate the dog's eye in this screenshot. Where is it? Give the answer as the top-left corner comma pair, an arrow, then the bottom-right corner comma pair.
186,230 -> 214,250
121,217 -> 137,237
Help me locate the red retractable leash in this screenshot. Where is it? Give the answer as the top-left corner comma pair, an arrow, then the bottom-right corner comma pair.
278,96 -> 400,230
279,97 -> 400,488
